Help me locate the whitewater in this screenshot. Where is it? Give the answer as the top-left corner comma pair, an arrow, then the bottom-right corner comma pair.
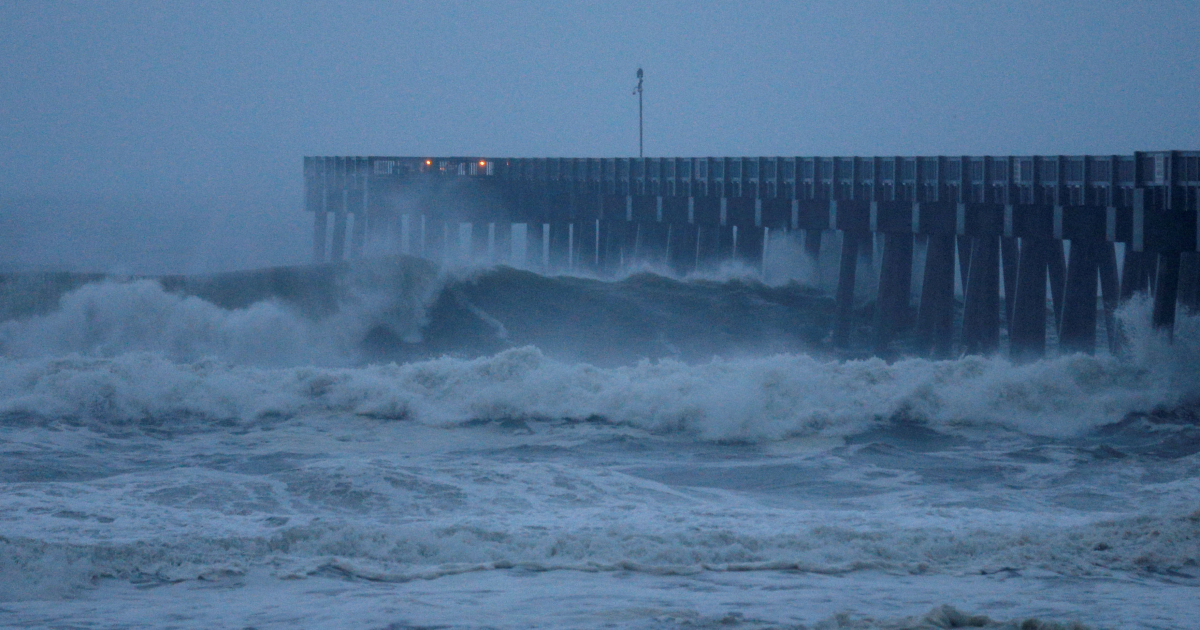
1,256 -> 1198,629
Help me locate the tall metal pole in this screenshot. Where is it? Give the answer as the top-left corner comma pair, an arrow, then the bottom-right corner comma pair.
635,68 -> 644,158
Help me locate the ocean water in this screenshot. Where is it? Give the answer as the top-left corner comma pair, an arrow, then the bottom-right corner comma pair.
1,257 -> 1198,629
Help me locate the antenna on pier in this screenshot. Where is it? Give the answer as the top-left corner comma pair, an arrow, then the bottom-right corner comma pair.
633,67 -> 644,158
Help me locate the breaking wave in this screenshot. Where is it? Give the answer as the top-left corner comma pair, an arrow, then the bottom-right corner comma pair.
0,319 -> 1197,443
0,262 -> 1197,441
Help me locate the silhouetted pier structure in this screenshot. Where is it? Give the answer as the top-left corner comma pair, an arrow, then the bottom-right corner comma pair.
304,153 -> 1200,358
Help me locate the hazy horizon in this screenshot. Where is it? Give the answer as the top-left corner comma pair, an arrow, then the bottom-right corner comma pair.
3,1 -> 1198,274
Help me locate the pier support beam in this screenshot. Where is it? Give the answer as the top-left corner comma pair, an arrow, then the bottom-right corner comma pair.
470,222 -> 488,261
917,233 -> 956,357
961,235 -> 1000,355
624,221 -> 641,266
594,220 -> 611,271
833,231 -> 862,348
415,214 -> 429,257
669,223 -> 698,275
641,222 -> 670,264
312,210 -> 328,263
397,215 -> 411,255
805,230 -> 824,283
1177,252 -> 1200,315
438,221 -> 453,265
1147,256 -> 1159,295
1153,251 -> 1181,338
737,225 -> 765,270
1001,237 -> 1019,331
520,222 -> 536,268
715,225 -> 734,261
350,211 -> 366,259
601,220 -> 629,273
549,222 -> 571,271
1120,250 -> 1152,299
956,236 -> 973,297
872,232 -> 914,354
861,233 -> 876,269
1099,243 -> 1120,353
455,222 -> 472,263
386,212 -> 401,253
535,223 -> 551,269
576,219 -> 598,272
1011,238 -> 1049,361
493,221 -> 511,264
695,224 -> 720,270
1059,239 -> 1099,354
365,204 -> 385,246
330,208 -> 348,262
1048,239 -> 1066,331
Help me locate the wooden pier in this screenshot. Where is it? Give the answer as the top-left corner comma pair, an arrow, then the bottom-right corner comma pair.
304,153 -> 1200,358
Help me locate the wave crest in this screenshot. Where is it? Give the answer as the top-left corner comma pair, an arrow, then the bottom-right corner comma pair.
0,333 -> 1191,441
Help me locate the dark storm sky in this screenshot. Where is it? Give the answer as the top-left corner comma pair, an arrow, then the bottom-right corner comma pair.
2,1 -> 1198,273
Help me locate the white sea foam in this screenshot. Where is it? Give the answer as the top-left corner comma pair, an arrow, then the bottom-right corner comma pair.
2,456 -> 1196,601
0,325 -> 1193,442
2,281 -> 1198,440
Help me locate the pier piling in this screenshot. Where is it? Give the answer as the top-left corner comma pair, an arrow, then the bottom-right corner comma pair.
1059,239 -> 1099,354
833,232 -> 861,348
873,232 -> 915,354
961,235 -> 1000,355
1011,238 -> 1050,361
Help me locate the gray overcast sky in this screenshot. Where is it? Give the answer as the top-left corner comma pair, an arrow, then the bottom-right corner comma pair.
2,1 -> 1198,273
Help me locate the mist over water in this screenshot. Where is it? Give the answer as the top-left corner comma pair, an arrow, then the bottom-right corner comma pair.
0,196 -> 311,275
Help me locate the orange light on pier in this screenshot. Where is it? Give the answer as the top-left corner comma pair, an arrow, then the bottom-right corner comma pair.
479,161 -> 487,167
425,159 -> 432,166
